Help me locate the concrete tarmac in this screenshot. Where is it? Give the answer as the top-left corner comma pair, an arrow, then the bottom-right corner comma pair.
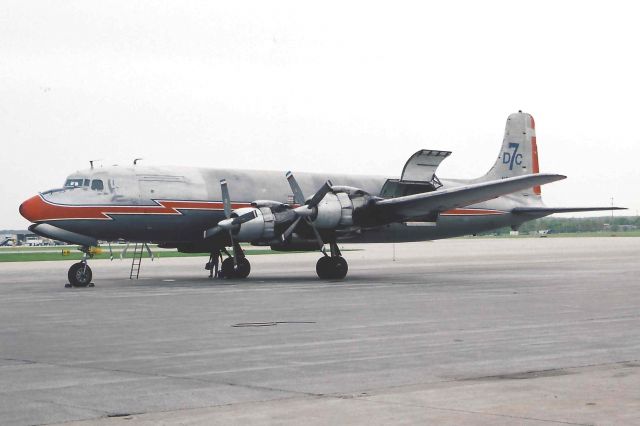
0,237 -> 639,425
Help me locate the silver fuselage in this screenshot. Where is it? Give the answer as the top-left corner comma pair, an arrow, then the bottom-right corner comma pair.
28,165 -> 544,245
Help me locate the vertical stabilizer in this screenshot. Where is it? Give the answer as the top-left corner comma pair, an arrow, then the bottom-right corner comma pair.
483,111 -> 541,195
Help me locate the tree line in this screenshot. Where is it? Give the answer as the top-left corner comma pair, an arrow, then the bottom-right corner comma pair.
488,215 -> 639,235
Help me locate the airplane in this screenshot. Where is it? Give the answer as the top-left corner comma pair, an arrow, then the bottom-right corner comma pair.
19,111 -> 624,287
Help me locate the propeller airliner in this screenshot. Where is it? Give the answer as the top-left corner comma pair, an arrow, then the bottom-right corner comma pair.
19,112 -> 624,286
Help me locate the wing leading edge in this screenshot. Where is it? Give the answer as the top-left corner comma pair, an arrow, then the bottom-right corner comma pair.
372,173 -> 566,222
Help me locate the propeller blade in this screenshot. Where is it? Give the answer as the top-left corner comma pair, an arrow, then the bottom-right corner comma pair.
232,210 -> 258,225
285,171 -> 306,205
283,171 -> 326,249
281,216 -> 302,241
220,179 -> 232,218
305,217 -> 325,249
228,231 -> 237,267
308,180 -> 333,208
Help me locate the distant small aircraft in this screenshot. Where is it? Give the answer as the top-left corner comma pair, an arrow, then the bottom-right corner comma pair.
19,112 -> 623,286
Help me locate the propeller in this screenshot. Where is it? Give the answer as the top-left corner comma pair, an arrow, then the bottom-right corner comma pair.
207,179 -> 258,266
282,172 -> 332,248
207,180 -> 258,237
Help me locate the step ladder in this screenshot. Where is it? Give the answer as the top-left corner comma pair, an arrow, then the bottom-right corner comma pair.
129,243 -> 144,279
121,242 -> 154,280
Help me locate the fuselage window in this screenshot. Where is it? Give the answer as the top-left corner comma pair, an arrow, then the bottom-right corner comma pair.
64,179 -> 85,188
91,179 -> 104,191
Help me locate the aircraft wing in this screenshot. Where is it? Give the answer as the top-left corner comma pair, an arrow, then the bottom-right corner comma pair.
373,173 -> 566,222
512,206 -> 627,215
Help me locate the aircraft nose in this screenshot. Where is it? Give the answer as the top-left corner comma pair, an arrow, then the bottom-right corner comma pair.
19,195 -> 44,222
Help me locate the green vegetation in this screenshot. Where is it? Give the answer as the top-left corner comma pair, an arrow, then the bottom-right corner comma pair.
0,247 -> 289,263
476,215 -> 640,237
468,230 -> 640,239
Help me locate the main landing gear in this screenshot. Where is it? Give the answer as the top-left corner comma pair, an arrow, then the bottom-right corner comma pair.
205,241 -> 347,280
221,256 -> 251,279
206,243 -> 251,279
66,247 -> 94,288
316,242 -> 348,280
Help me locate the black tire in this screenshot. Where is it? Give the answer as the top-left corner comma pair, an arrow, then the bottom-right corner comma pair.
235,257 -> 251,279
331,256 -> 348,279
220,257 -> 235,278
68,262 -> 92,287
220,257 -> 251,279
316,256 -> 333,279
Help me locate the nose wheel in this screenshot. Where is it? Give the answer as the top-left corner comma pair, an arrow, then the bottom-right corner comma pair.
67,263 -> 94,288
66,246 -> 95,288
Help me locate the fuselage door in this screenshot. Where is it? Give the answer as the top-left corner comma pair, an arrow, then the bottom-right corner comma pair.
401,149 -> 451,183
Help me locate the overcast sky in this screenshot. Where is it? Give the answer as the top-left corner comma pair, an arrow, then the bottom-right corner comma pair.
1,1 -> 639,229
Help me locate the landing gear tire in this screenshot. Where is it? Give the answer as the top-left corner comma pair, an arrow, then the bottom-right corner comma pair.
235,257 -> 251,278
220,257 -> 251,279
316,256 -> 332,279
68,262 -> 93,287
316,256 -> 348,280
332,257 -> 348,279
220,258 -> 234,278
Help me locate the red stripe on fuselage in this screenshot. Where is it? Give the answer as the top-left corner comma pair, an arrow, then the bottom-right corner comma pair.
22,195 -> 251,222
20,194 -> 507,223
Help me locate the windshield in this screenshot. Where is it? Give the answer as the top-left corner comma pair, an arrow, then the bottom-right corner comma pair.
64,178 -> 89,188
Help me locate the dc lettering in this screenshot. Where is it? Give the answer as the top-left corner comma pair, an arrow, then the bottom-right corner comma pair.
502,142 -> 523,170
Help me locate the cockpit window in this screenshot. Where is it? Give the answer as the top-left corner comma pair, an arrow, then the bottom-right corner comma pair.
91,179 -> 104,191
84,179 -> 90,186
64,179 -> 85,188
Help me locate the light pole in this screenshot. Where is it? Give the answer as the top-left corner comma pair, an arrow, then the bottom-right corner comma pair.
611,197 -> 614,222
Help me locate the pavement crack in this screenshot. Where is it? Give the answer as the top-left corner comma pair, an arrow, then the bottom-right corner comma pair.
0,356 -> 37,365
335,358 -> 640,397
452,359 -> 640,383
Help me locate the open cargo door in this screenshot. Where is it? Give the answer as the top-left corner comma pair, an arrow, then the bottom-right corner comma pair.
401,149 -> 451,183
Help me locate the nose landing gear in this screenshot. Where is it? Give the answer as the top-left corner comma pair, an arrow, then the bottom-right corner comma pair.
66,247 -> 95,288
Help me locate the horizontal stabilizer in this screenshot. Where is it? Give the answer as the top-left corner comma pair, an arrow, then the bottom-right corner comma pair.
512,206 -> 627,215
374,173 -> 566,222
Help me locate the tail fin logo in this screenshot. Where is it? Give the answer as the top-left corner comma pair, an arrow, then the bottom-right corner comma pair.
502,142 -> 522,170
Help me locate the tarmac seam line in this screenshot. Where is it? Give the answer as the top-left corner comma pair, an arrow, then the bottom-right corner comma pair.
334,358 -> 640,397
349,396 -> 593,426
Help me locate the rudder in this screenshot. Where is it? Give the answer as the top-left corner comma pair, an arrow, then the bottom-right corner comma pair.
483,111 -> 541,195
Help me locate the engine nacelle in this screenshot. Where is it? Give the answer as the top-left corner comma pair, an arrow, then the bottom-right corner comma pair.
231,207 -> 276,242
312,186 -> 371,229
227,200 -> 297,243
